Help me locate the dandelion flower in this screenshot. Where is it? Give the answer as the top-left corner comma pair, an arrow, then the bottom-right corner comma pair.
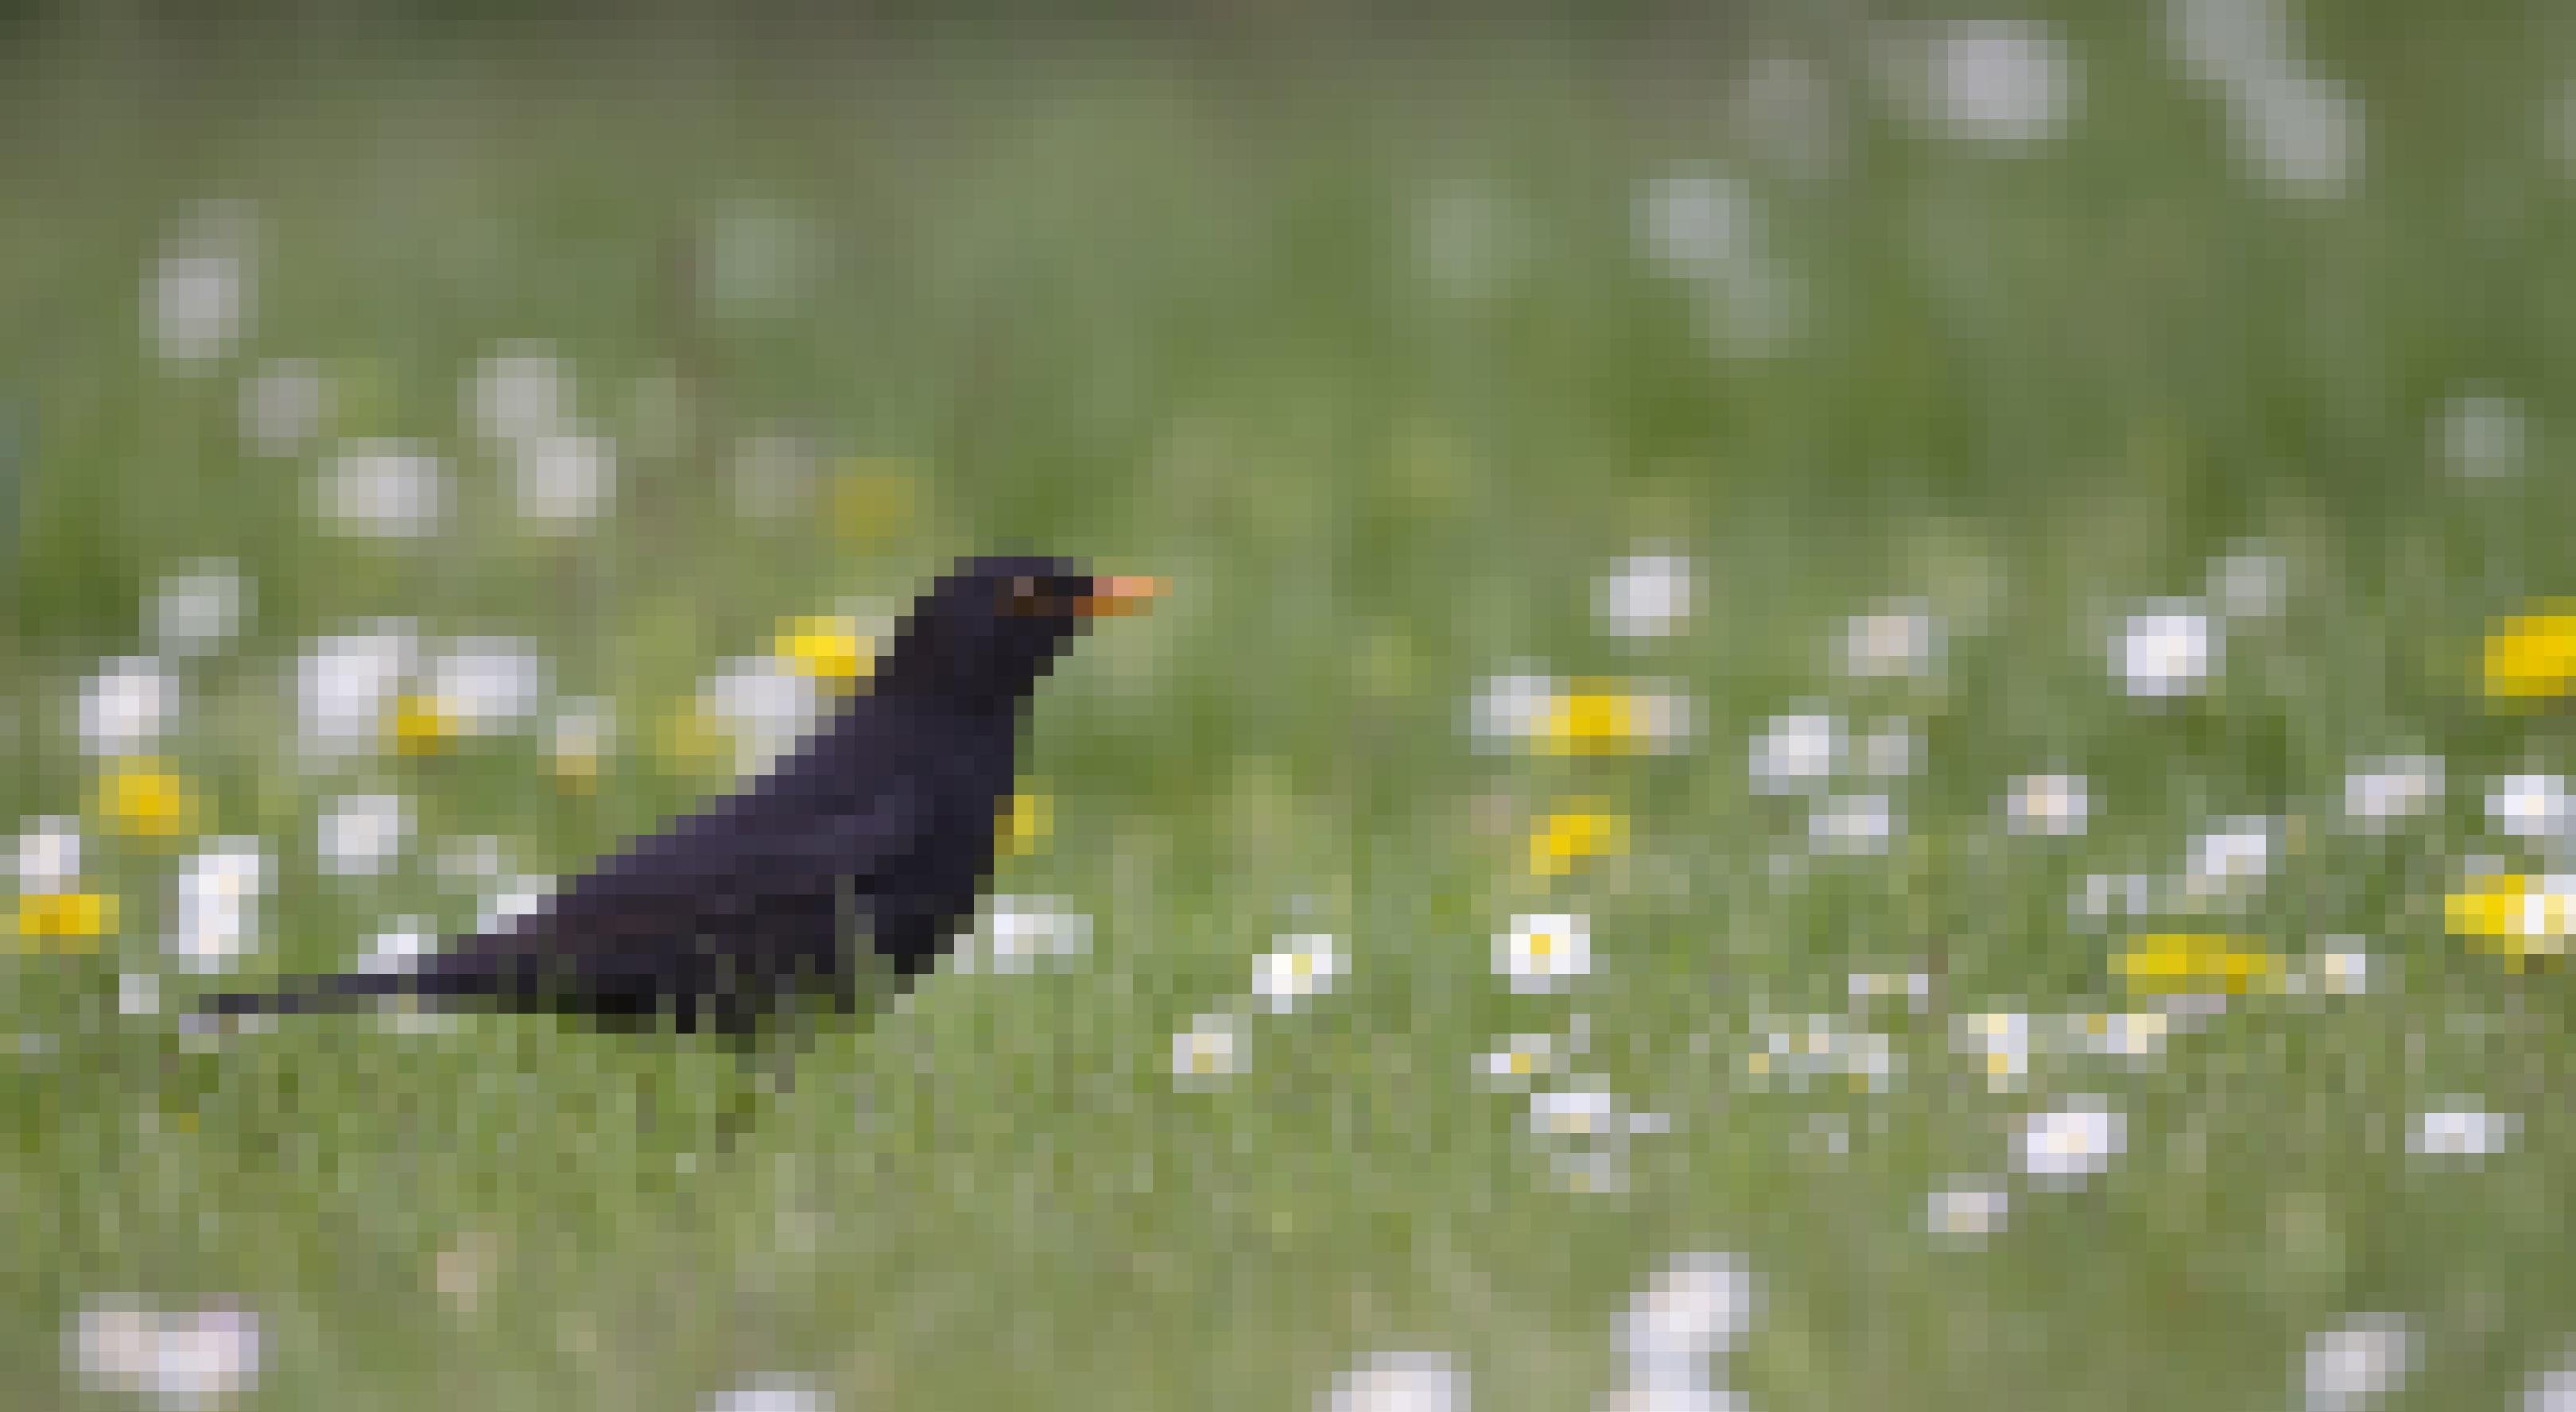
2113,933 -> 2285,995
2482,605 -> 2576,702
15,891 -> 117,949
1525,802 -> 1627,879
996,789 -> 1052,858
772,614 -> 869,685
95,758 -> 196,840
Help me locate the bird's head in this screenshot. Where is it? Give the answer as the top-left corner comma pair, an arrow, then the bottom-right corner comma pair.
875,554 -> 1160,712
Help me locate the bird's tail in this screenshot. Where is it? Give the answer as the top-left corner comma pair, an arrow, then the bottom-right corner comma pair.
192,972 -> 426,1018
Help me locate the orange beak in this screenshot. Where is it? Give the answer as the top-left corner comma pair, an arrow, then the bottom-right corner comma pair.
1080,575 -> 1163,618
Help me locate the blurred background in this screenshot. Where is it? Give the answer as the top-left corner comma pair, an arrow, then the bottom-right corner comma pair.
14,2 -> 2576,1410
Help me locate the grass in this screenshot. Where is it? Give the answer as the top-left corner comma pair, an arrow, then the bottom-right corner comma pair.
14,10 -> 2576,1409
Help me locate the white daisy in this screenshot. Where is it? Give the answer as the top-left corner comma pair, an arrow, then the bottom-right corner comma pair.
1841,600 -> 1941,680
2488,774 -> 2569,840
149,560 -> 252,659
467,343 -> 575,448
961,896 -> 1092,976
2006,774 -> 2090,837
1924,1183 -> 2011,1242
1251,933 -> 1346,1014
2013,1096 -> 2126,1187
1496,913 -> 1593,995
166,840 -> 271,975
2343,756 -> 2442,831
2408,1106 -> 2519,1161
1324,1351 -> 1468,1412
14,817 -> 83,893
293,620 -> 421,762
69,1298 -> 265,1408
316,793 -> 412,879
2113,603 -> 2218,698
1748,712 -> 1842,796
513,430 -> 618,527
2301,1316 -> 2418,1412
317,440 -> 449,538
1171,1013 -> 1247,1085
424,637 -> 549,736
1809,793 -> 1898,855
78,656 -> 178,758
1597,550 -> 1699,640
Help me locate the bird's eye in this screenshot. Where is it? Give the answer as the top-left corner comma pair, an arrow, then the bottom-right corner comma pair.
1006,576 -> 1046,614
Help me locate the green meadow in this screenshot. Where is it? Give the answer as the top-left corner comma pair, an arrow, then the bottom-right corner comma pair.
12,6 -> 2576,1408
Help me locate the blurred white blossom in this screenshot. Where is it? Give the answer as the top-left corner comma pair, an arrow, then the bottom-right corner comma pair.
1252,933 -> 1347,1014
704,1378 -> 832,1412
1324,1350 -> 1469,1412
469,343 -> 575,448
2436,393 -> 2528,480
2344,756 -> 2442,830
166,840 -> 270,975
239,359 -> 332,457
1925,1183 -> 2012,1242
293,620 -> 420,762
1841,601 -> 1941,679
78,656 -> 178,758
2489,774 -> 2570,840
1750,712 -> 1843,797
513,431 -> 618,527
69,1297 -> 263,1411
1173,1012 -> 1247,1086
959,896 -> 1092,976
1810,793 -> 1899,855
359,918 -> 439,976
145,207 -> 257,366
1890,20 -> 2081,146
1596,550 -> 1699,640
425,638 -> 549,737
149,561 -> 252,659
1496,913 -> 1593,995
2007,773 -> 2091,838
318,440 -> 449,538
14,817 -> 84,892
2410,1106 -> 2519,1161
316,793 -> 412,879
2301,1315 -> 2418,1412
2014,1096 -> 2125,1186
2114,603 -> 2218,698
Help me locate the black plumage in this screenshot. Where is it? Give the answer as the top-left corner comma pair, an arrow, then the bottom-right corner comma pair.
194,554 -> 1157,1041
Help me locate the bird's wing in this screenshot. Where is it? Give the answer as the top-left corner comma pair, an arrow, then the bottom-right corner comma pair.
420,779 -> 930,996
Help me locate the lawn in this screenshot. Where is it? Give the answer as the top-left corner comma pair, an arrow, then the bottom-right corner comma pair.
12,6 -> 2576,1409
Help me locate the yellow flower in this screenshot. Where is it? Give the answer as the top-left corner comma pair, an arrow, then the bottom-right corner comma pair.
832,460 -> 918,542
2447,872 -> 2573,960
550,749 -> 599,794
774,615 -> 870,685
1538,685 -> 1642,756
1525,801 -> 1627,879
95,758 -> 196,840
2113,933 -> 2285,995
14,891 -> 116,951
2482,605 -> 2576,702
390,692 -> 458,756
657,702 -> 729,774
998,789 -> 1053,857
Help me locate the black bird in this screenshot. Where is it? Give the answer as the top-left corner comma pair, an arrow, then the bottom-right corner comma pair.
194,555 -> 1158,1044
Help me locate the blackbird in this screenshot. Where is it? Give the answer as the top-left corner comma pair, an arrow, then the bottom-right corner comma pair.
193,554 -> 1158,1043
